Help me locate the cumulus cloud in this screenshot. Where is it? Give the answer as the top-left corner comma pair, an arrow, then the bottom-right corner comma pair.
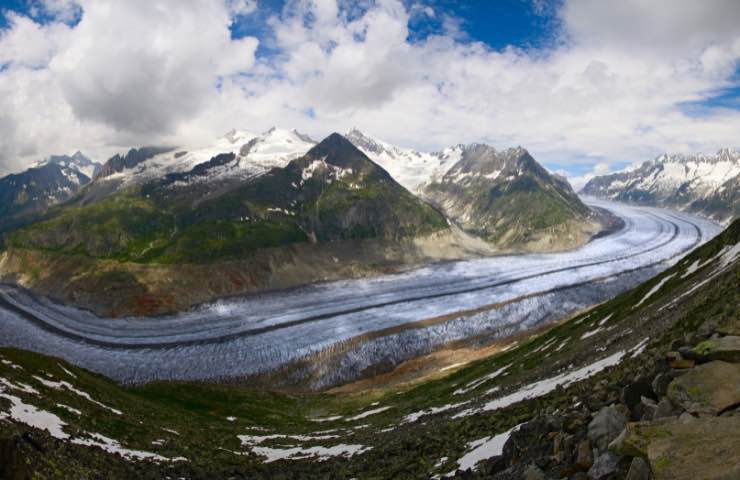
0,0 -> 740,180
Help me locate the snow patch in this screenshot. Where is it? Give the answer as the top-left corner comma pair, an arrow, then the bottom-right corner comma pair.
448,424 -> 523,474
454,365 -> 510,396
32,376 -> 122,415
454,350 -> 626,418
635,273 -> 676,308
345,406 -> 392,421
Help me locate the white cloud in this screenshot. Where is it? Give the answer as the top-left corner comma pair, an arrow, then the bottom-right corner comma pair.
1,0 -> 740,181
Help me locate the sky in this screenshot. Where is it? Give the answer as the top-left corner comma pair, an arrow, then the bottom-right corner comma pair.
1,0 -> 740,188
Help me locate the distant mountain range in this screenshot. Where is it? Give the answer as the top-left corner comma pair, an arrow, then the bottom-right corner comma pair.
0,129 -> 603,315
0,152 -> 101,233
582,149 -> 739,223
347,129 -> 600,250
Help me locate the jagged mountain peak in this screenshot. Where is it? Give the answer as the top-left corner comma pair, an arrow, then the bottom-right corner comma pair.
582,148 -> 740,222
305,132 -> 375,170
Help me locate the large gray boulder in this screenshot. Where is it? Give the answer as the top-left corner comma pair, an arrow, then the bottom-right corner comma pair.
610,416 -> 740,480
691,336 -> 740,363
587,452 -> 621,479
667,361 -> 740,415
588,405 -> 628,452
625,457 -> 650,480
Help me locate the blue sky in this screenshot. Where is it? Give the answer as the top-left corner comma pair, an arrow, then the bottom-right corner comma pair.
225,0 -> 563,59
1,1 -> 740,180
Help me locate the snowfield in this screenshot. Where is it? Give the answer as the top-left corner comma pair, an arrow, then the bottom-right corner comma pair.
0,199 -> 721,385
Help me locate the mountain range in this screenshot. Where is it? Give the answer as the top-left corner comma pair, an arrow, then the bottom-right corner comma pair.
582,149 -> 740,223
347,129 -> 601,251
0,129 -> 603,315
0,152 -> 101,234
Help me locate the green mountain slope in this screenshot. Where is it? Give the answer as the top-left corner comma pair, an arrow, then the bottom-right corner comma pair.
1,219 -> 737,479
6,134 -> 446,264
423,145 -> 599,250
0,134 -> 457,315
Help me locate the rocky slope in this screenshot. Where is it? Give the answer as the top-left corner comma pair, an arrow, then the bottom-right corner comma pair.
423,144 -> 599,250
347,129 -> 603,251
0,133 -> 473,315
0,214 -> 737,479
0,152 -> 100,234
582,149 -> 740,223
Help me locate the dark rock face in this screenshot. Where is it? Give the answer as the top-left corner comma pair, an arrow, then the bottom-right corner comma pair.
0,163 -> 91,234
624,457 -> 650,480
651,372 -> 672,397
621,379 -> 655,416
95,146 -> 172,179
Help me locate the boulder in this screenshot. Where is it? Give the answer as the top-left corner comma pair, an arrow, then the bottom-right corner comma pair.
587,452 -> 621,479
523,464 -> 547,480
621,379 -> 655,413
653,397 -> 678,419
625,457 -> 650,480
691,336 -> 740,363
667,361 -> 740,415
669,358 -> 695,369
629,416 -> 740,480
651,373 -> 672,397
588,405 -> 628,452
610,423 -> 650,458
716,316 -> 740,337
640,396 -> 657,421
575,439 -> 593,470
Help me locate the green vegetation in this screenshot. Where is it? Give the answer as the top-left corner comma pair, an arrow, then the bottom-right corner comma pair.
5,148 -> 447,265
425,169 -> 590,247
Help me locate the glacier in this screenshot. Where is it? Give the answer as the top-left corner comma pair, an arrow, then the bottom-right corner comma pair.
0,199 -> 722,386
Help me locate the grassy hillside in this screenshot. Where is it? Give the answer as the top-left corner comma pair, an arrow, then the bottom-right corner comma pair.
1,219 -> 737,478
5,134 -> 446,265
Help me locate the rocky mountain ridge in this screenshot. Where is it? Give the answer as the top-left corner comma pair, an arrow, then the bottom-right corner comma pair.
582,149 -> 740,223
1,133 -> 466,315
347,129 -> 602,251
0,152 -> 100,234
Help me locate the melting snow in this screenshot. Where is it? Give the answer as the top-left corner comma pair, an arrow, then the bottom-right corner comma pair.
630,338 -> 650,358
32,376 -> 122,415
449,424 -> 523,474
635,273 -> 676,308
56,403 -> 82,415
249,443 -> 371,463
402,401 -> 469,424
72,432 -> 184,462
454,365 -> 511,396
346,406 -> 392,421
0,389 -> 69,439
598,313 -> 614,326
57,364 -> 77,379
238,431 -> 369,463
581,327 -> 604,340
310,415 -> 343,423
454,350 -> 626,418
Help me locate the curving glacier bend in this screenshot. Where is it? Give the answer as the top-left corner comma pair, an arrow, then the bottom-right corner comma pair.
0,199 -> 722,386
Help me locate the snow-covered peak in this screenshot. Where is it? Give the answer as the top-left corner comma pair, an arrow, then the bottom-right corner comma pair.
238,127 -> 316,170
33,151 -> 101,179
582,147 -> 740,222
222,129 -> 258,145
345,129 -> 456,193
99,127 -> 315,188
